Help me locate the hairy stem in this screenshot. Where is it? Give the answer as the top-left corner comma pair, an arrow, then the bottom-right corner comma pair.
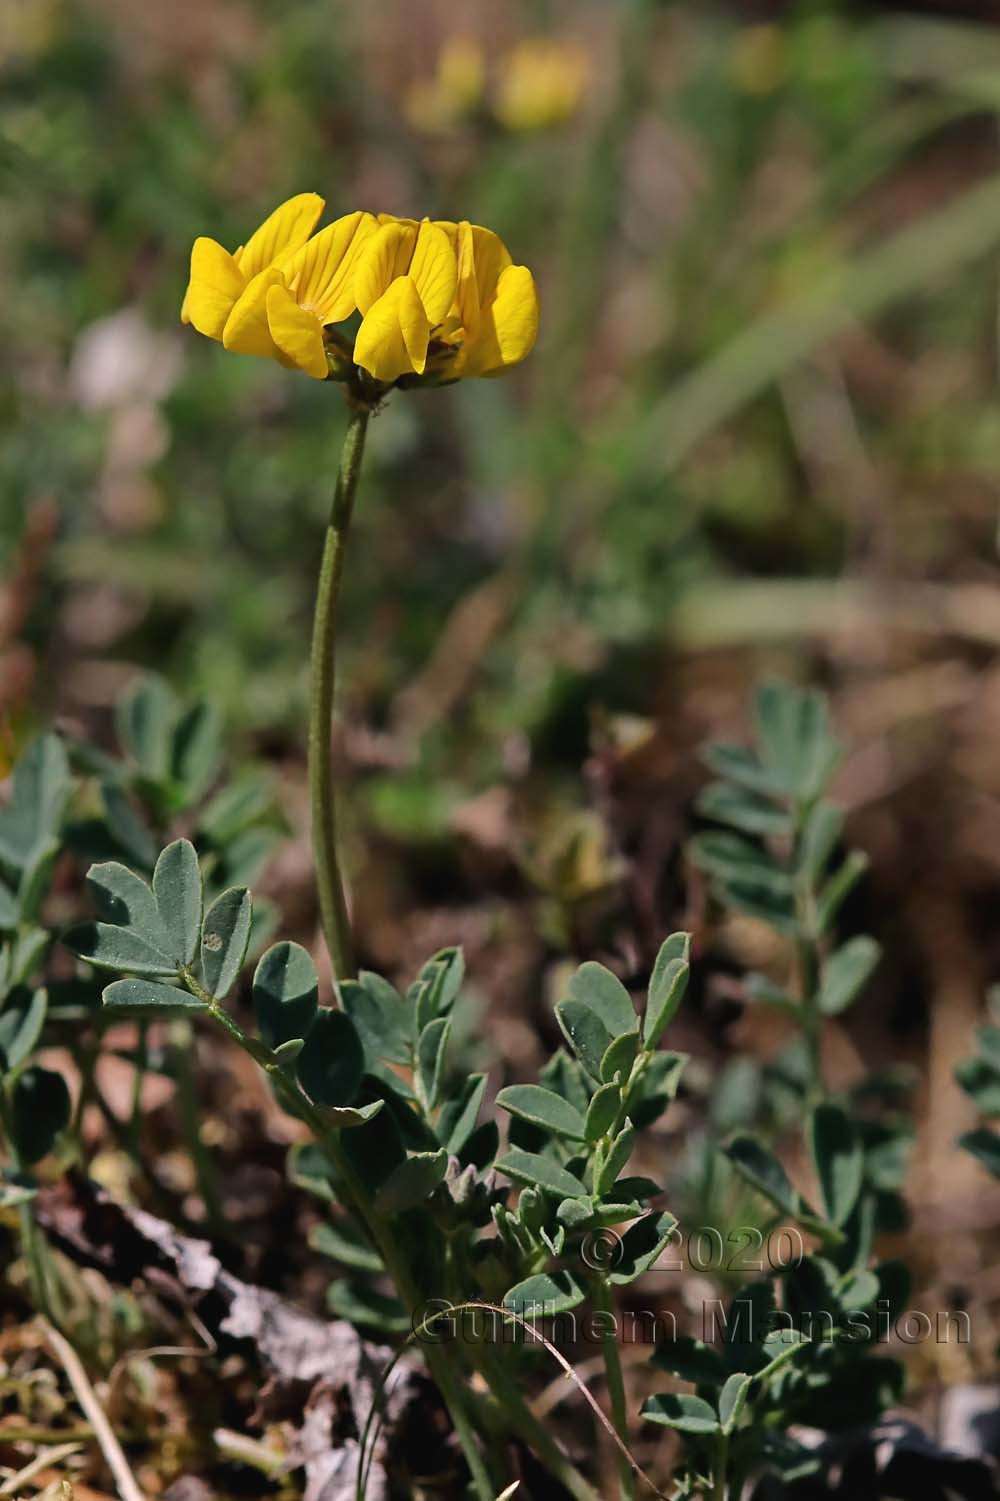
712,1431 -> 729,1501
594,1277 -> 634,1501
308,403 -> 370,981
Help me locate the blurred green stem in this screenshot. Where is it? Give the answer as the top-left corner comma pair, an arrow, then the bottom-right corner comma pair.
171,1019 -> 224,1233
0,1085 -> 54,1320
793,815 -> 823,1106
474,1342 -> 603,1501
308,403 -> 369,981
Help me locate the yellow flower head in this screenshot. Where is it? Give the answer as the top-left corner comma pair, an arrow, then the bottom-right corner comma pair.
182,197 -> 539,391
495,39 -> 588,133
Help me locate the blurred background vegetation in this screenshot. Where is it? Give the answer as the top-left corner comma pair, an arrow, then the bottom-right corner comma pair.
5,0 -> 1000,1371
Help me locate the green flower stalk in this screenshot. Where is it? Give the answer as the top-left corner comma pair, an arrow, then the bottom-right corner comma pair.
307,401 -> 369,979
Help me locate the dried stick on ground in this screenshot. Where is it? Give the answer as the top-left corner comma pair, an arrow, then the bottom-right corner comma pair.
36,1175 -> 427,1501
41,1319 -> 146,1501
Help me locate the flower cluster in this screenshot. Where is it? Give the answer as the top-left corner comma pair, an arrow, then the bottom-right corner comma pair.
181,194 -> 538,387
404,36 -> 588,135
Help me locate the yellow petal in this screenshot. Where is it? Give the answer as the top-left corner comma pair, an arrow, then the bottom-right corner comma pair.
408,220 -> 458,327
354,275 -> 430,382
460,263 -> 538,376
283,211 -> 377,324
235,192 -> 325,280
453,222 -> 512,343
354,222 -> 417,315
453,221 -> 480,338
223,268 -> 285,357
265,283 -> 328,379
470,224 -> 512,305
182,237 -> 246,341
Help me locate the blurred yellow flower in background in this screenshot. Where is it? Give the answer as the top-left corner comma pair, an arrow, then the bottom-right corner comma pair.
182,199 -> 538,388
405,35 -> 587,136
495,39 -> 588,132
404,38 -> 485,134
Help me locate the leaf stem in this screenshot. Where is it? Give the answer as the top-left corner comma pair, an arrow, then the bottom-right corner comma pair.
308,402 -> 370,981
594,1276 -> 634,1501
792,813 -> 823,1106
712,1431 -> 729,1501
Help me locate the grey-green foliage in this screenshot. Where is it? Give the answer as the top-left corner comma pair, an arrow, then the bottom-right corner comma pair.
0,672 -> 282,1199
69,673 -> 283,952
650,680 -> 915,1498
0,735 -> 73,1188
493,936 -> 691,1318
70,833 -> 694,1344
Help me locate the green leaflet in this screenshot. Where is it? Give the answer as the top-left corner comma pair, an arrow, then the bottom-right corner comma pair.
416,1015 -> 451,1111
200,887 -> 252,999
0,988 -> 47,1074
374,1148 -> 449,1213
555,997 -> 613,1080
497,1084 -> 586,1141
809,1103 -> 863,1227
641,1393 -> 720,1435
253,940 -> 319,1049
495,1148 -> 588,1199
296,1008 -> 364,1108
566,961 -> 635,1036
152,840 -> 202,968
644,931 -> 691,1047
103,978 -> 207,1015
503,1271 -> 585,1319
